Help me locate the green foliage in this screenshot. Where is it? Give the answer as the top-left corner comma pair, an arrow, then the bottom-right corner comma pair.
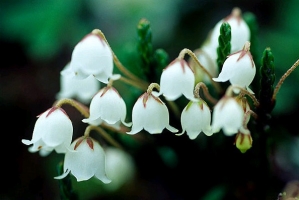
216,22 -> 231,71
0,0 -> 90,60
137,18 -> 169,83
256,48 -> 276,130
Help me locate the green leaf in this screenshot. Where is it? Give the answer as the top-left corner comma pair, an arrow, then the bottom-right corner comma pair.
216,22 -> 231,71
137,18 -> 154,78
153,48 -> 169,78
256,47 -> 276,130
136,18 -> 169,82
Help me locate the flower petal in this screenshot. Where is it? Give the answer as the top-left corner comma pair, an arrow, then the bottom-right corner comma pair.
160,60 -> 195,101
54,169 -> 71,180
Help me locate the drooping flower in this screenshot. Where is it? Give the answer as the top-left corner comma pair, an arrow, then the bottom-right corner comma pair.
103,147 -> 136,191
234,132 -> 253,153
213,41 -> 256,92
61,33 -> 114,84
22,107 -> 73,156
82,86 -> 132,128
192,46 -> 218,84
211,96 -> 244,136
159,59 -> 197,101
56,63 -> 100,104
55,136 -> 111,183
179,100 -> 213,139
127,92 -> 178,134
209,7 -> 250,53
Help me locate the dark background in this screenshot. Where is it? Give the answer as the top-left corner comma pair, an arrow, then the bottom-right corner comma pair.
1,0 -> 299,199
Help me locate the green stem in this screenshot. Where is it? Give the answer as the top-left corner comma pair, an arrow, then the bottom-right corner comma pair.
54,98 -> 89,118
178,48 -> 223,94
216,22 -> 231,70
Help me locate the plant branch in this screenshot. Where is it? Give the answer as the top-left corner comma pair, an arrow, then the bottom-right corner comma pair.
54,98 -> 89,118
272,59 -> 299,100
178,48 -> 223,94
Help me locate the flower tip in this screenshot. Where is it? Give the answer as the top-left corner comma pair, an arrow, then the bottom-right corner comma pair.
203,129 -> 214,136
212,77 -> 226,82
126,130 -> 138,135
21,139 -> 32,145
110,74 -> 121,81
188,135 -> 198,140
232,7 -> 242,17
82,118 -> 90,123
122,121 -> 133,127
54,169 -> 70,180
100,176 -> 112,184
175,132 -> 184,136
238,148 -> 249,153
167,125 -> 179,133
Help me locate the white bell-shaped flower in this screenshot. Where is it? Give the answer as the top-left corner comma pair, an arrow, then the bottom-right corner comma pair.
82,86 -> 131,128
127,92 -> 178,134
55,136 -> 111,183
103,147 -> 136,191
22,107 -> 73,155
211,97 -> 244,136
192,46 -> 218,84
159,59 -> 197,101
61,33 -> 114,84
179,100 -> 213,139
213,41 -> 256,92
56,63 -> 100,104
210,7 -> 250,53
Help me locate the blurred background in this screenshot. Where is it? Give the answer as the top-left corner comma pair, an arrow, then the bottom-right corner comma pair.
1,0 -> 299,199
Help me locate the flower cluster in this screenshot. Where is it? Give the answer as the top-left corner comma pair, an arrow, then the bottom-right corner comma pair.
22,7 -> 264,186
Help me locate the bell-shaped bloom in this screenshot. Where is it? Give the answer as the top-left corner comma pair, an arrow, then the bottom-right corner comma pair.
213,42 -> 256,92
191,46 -> 218,84
61,33 -> 114,84
103,147 -> 136,191
56,63 -> 100,104
211,97 -> 244,136
22,107 -> 73,155
179,100 -> 213,139
127,92 -> 178,134
55,136 -> 111,183
159,59 -> 197,101
210,7 -> 250,53
82,86 -> 131,128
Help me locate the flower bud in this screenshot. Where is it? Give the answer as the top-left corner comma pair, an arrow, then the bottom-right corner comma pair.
234,132 -> 253,153
103,147 -> 136,191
